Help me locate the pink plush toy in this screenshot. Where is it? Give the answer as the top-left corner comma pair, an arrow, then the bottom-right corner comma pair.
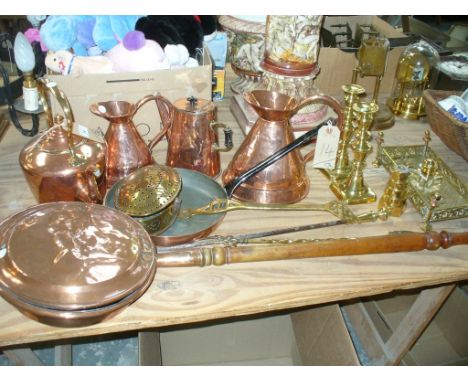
45,50 -> 114,76
105,31 -> 170,72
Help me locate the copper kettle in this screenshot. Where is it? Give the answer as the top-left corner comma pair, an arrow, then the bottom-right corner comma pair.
19,78 -> 106,204
155,95 -> 233,178
222,90 -> 343,204
89,95 -> 168,189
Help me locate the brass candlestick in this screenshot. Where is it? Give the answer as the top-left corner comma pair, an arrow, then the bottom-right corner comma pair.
325,84 -> 365,185
332,101 -> 379,204
352,36 -> 394,130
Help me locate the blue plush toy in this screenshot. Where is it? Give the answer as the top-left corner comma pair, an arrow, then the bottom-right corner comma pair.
93,15 -> 142,52
40,15 -> 142,56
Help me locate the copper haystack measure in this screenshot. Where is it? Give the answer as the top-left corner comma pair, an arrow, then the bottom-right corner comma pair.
222,90 -> 343,204
19,78 -> 106,203
90,95 -> 169,189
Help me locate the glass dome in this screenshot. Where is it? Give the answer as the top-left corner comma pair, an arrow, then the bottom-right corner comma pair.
387,40 -> 440,120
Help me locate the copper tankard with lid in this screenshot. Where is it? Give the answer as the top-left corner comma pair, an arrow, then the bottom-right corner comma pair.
155,95 -> 233,178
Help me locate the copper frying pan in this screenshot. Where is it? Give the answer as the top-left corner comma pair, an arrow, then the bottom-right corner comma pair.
105,119 -> 334,246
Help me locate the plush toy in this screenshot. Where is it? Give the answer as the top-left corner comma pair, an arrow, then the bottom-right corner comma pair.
135,16 -> 217,58
24,28 -> 47,52
40,15 -> 94,56
39,15 -> 142,56
45,50 -> 114,76
93,15 -> 142,53
105,31 -> 170,72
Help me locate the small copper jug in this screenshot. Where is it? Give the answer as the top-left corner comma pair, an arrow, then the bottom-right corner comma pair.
19,79 -> 106,204
155,95 -> 233,178
222,90 -> 343,204
90,95 -> 168,189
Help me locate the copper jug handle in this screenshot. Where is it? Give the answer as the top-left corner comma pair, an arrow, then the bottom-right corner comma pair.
293,94 -> 344,162
37,78 -> 85,167
133,94 -> 173,151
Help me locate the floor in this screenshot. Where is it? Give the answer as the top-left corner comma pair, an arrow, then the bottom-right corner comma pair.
0,334 -> 140,366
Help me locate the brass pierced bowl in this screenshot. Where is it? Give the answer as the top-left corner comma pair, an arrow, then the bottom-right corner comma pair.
113,165 -> 182,234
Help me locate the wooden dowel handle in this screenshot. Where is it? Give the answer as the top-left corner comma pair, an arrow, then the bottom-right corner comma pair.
155,231 -> 468,268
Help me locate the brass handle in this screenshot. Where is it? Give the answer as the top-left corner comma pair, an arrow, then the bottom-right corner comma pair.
37,77 -> 85,166
211,122 -> 233,152
293,94 -> 344,162
179,198 -> 385,223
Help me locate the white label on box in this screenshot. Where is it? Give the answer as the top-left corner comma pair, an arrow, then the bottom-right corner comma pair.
312,122 -> 340,170
73,123 -> 105,143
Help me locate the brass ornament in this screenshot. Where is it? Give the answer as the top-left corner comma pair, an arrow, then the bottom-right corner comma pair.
351,36 -> 394,130
376,131 -> 468,225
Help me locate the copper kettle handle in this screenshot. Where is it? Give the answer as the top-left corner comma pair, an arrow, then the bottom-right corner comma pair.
37,78 -> 84,166
293,94 -> 344,162
134,94 -> 173,151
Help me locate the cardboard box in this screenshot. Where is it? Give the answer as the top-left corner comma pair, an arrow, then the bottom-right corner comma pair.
46,49 -> 212,143
316,16 -> 407,96
158,303 -> 359,366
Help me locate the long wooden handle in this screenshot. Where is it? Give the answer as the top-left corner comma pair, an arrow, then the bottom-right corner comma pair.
155,231 -> 468,268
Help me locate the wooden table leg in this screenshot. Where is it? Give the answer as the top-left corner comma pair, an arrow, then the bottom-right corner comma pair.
3,348 -> 44,365
54,344 -> 72,366
342,284 -> 456,365
138,331 -> 162,366
375,284 -> 455,365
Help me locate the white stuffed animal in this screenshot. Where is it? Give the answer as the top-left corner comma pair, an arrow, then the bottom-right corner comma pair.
45,50 -> 115,76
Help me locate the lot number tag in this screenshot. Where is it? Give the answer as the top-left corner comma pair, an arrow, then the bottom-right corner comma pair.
312,121 -> 340,170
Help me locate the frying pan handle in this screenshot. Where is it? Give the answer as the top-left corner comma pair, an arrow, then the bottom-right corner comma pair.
223,118 -> 335,198
293,94 -> 344,162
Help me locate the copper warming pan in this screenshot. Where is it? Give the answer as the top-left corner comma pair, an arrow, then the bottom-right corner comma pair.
1,202 -> 466,328
0,202 -> 156,327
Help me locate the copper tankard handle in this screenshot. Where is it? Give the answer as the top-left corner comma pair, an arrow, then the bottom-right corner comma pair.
211,122 -> 233,152
292,94 -> 344,162
133,94 -> 173,151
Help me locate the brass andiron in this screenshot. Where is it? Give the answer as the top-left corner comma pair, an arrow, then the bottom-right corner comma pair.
378,166 -> 411,217
331,100 -> 379,204
325,84 -> 365,186
352,36 -> 394,130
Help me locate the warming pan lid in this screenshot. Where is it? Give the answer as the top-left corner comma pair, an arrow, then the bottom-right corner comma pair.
0,202 -> 156,311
